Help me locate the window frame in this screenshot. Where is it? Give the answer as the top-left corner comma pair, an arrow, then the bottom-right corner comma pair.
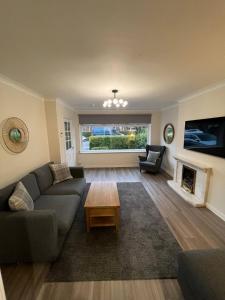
79,123 -> 151,154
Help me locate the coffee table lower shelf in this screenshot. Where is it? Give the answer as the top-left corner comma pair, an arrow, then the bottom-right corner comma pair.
85,208 -> 120,232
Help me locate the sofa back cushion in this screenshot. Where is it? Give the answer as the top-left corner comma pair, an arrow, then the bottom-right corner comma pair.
21,174 -> 40,201
32,163 -> 53,193
0,182 -> 16,211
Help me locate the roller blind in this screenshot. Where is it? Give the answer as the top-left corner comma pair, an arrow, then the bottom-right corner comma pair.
78,114 -> 151,124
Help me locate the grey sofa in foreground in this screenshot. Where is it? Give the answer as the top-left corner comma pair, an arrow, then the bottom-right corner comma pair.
0,164 -> 86,263
178,249 -> 225,300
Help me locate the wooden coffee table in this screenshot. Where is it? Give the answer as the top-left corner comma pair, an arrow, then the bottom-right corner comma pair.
84,182 -> 120,232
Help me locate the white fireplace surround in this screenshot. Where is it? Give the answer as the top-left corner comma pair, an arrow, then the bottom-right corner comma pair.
167,155 -> 211,207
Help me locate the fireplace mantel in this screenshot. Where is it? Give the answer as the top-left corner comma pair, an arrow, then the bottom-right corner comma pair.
174,155 -> 211,172
168,155 -> 211,207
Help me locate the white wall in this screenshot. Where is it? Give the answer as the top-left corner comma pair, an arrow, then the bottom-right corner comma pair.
0,78 -> 50,187
75,110 -> 161,168
162,84 -> 225,219
160,105 -> 178,176
176,86 -> 225,219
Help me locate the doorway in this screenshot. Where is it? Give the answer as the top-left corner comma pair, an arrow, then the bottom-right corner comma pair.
64,119 -> 75,166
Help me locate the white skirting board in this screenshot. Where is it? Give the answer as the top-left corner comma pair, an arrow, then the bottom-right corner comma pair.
161,167 -> 174,177
168,180 -> 225,222
206,203 -> 225,222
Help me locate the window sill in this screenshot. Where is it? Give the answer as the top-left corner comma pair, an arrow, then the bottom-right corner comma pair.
80,149 -> 146,154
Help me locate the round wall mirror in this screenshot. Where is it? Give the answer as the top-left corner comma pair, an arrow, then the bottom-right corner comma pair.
1,117 -> 29,154
163,123 -> 175,144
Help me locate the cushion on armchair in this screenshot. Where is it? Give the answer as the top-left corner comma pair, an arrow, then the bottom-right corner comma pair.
147,151 -> 160,163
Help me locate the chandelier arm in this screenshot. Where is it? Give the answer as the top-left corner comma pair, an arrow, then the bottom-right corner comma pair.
103,89 -> 127,108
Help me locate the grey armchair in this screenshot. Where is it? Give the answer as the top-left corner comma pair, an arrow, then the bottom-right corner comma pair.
139,145 -> 166,173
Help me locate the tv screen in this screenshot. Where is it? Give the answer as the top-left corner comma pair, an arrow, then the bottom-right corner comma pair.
184,116 -> 225,159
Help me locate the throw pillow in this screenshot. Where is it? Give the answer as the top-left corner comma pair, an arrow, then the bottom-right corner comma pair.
49,163 -> 73,184
147,151 -> 160,163
8,181 -> 34,211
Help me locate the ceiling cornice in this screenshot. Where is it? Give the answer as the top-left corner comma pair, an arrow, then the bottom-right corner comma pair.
160,103 -> 178,112
161,79 -> 225,111
177,80 -> 225,104
0,73 -> 44,101
56,98 -> 76,112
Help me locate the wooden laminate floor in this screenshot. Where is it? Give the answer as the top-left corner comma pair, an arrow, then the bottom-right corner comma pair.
2,168 -> 225,300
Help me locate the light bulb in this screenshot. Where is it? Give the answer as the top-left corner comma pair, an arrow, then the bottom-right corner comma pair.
124,100 -> 128,106
119,99 -> 124,104
103,102 -> 107,107
108,103 -> 112,107
108,99 -> 112,104
116,103 -> 120,108
113,98 -> 118,104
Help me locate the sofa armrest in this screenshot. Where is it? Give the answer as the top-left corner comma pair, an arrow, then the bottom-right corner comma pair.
70,166 -> 85,178
0,210 -> 58,263
138,155 -> 146,162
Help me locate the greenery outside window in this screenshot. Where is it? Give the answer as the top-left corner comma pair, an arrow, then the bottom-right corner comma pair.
80,124 -> 150,152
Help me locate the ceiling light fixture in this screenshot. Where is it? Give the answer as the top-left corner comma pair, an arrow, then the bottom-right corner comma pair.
103,89 -> 128,108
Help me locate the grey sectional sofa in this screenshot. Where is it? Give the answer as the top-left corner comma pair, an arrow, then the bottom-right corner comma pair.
178,249 -> 225,300
0,163 -> 86,263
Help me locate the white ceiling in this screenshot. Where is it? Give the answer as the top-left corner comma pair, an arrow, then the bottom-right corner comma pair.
0,0 -> 225,110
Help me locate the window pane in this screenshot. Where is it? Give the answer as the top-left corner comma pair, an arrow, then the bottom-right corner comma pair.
80,124 -> 149,152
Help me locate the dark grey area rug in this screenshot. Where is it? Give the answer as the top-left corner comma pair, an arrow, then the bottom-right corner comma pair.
47,182 -> 182,282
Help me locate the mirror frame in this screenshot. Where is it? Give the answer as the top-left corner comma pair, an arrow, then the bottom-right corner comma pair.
163,123 -> 175,144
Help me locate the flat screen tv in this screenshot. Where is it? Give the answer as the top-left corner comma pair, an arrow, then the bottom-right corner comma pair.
184,116 -> 225,159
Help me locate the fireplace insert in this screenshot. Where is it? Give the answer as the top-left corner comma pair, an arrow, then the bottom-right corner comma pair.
182,165 -> 196,194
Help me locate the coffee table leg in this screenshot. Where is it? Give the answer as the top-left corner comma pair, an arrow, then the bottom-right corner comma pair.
115,208 -> 120,231
85,208 -> 90,232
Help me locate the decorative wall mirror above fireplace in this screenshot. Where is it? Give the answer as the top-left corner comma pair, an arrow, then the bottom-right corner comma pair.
163,123 -> 175,144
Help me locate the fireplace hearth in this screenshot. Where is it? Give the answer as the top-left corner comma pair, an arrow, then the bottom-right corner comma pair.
182,165 -> 196,194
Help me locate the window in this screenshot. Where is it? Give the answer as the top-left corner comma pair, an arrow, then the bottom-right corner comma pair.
80,124 -> 150,152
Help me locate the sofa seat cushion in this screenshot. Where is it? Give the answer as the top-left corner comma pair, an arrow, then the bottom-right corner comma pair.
139,161 -> 156,167
34,195 -> 80,236
44,178 -> 86,197
178,249 -> 225,300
